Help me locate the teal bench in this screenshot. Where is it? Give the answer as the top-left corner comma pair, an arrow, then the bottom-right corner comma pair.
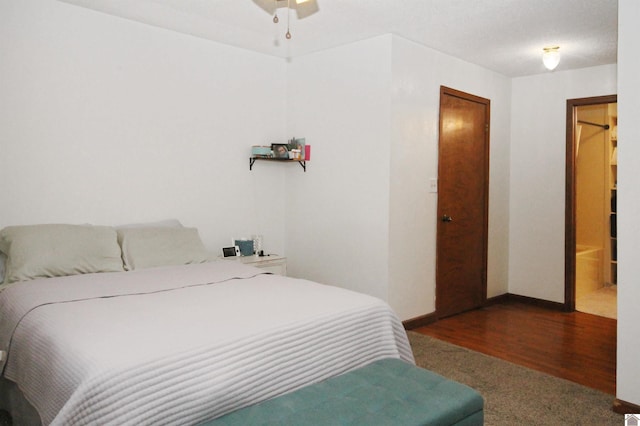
203,358 -> 484,425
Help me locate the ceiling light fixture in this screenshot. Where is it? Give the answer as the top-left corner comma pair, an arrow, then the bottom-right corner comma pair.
542,46 -> 561,71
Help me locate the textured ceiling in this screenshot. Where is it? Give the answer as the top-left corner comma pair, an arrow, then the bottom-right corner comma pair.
58,0 -> 618,77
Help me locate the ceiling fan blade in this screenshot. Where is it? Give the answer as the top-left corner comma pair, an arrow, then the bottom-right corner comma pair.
251,0 -> 319,19
291,0 -> 319,19
251,0 -> 277,15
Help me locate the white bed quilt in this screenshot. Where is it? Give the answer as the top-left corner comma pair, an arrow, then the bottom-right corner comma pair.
0,261 -> 414,425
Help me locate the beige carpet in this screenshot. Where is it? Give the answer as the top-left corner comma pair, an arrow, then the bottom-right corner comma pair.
576,285 -> 617,319
408,331 -> 622,425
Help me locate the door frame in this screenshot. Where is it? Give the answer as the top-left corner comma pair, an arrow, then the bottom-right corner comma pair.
436,86 -> 490,318
565,94 -> 617,311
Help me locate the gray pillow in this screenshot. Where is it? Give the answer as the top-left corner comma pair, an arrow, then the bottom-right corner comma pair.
115,219 -> 183,229
0,224 -> 125,284
0,252 -> 6,284
117,227 -> 210,271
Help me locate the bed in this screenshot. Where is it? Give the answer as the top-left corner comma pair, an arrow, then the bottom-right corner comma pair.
0,223 -> 413,425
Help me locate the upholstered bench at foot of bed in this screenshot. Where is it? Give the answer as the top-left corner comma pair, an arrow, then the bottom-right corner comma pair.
203,358 -> 484,426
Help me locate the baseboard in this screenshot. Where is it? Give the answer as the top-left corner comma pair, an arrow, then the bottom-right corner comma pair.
613,398 -> 640,414
403,311 -> 438,330
403,293 -> 566,330
484,293 -> 510,306
497,293 -> 567,311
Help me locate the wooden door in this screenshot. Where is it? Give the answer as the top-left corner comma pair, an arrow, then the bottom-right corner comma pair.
436,86 -> 490,318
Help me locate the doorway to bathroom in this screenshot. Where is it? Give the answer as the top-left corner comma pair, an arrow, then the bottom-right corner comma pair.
565,95 -> 617,319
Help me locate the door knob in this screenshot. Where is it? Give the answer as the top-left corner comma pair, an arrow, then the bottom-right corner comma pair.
442,215 -> 453,222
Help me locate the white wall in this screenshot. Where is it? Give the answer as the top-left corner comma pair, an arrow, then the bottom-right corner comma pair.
388,37 -> 511,319
509,65 -> 617,302
616,0 -> 640,408
284,35 -> 392,301
0,0 -> 288,253
284,34 -> 510,320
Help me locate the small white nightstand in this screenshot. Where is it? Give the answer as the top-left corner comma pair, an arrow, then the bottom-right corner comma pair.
223,254 -> 287,276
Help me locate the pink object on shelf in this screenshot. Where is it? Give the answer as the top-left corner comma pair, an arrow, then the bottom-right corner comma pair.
305,145 -> 311,161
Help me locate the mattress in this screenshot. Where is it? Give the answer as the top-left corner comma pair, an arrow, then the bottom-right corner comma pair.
0,261 -> 413,425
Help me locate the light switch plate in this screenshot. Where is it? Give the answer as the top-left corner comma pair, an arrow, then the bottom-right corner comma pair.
429,178 -> 438,193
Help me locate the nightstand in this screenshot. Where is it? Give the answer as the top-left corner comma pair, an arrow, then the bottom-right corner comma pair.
223,254 -> 287,276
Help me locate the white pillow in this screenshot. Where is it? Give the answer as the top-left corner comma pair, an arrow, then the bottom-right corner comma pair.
117,227 -> 210,271
0,224 -> 124,284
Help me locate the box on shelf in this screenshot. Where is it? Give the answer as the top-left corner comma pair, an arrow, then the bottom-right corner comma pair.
251,146 -> 272,157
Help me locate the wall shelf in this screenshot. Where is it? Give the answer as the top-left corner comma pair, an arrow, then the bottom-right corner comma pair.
250,157 -> 306,172
609,111 -> 617,284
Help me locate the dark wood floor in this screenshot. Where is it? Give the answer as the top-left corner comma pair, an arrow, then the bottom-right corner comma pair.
414,300 -> 617,395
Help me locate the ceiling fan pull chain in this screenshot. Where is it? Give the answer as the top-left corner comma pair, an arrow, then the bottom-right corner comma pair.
286,0 -> 292,39
272,0 -> 279,23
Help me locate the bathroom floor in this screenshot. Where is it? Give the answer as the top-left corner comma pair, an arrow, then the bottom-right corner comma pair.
576,285 -> 617,319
